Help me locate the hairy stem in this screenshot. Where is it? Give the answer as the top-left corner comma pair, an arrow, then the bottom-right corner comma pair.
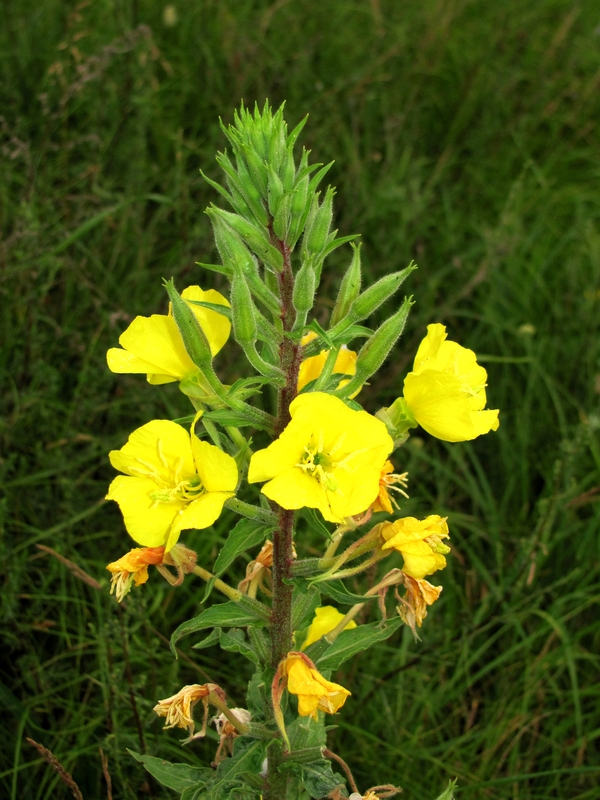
264,236 -> 300,800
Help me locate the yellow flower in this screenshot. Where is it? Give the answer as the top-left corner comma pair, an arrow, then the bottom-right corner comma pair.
107,285 -> 230,384
280,652 -> 350,719
372,460 -> 409,514
380,515 -> 450,580
106,546 -> 165,602
106,417 -> 237,551
248,392 -> 392,523
298,331 -> 358,392
301,605 -> 357,650
403,323 -> 499,442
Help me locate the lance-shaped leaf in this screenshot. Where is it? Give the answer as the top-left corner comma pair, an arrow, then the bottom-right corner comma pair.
213,518 -> 276,577
210,738 -> 267,799
317,579 -> 379,606
128,751 -> 211,793
170,602 -> 268,654
435,779 -> 458,799
278,759 -> 344,800
219,628 -> 260,664
314,617 -> 403,671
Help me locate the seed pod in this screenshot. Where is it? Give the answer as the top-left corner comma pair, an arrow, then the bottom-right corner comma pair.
330,243 -> 362,327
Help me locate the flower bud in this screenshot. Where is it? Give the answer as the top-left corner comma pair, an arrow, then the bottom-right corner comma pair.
208,206 -> 283,273
302,186 -> 334,258
292,258 -> 317,314
330,242 -> 362,327
331,263 -> 416,337
230,272 -> 258,345
164,280 -> 213,371
337,298 -> 413,398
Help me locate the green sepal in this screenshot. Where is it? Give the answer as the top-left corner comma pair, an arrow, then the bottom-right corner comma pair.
330,242 -> 362,327
213,518 -> 276,577
195,260 -> 233,278
186,299 -> 232,319
171,602 -> 268,655
128,751 -> 211,793
312,617 -> 403,671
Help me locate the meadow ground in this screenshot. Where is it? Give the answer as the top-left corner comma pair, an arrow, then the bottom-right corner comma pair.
1,1 -> 600,798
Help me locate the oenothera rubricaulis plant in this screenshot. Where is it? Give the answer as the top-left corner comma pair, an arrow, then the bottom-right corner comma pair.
105,103 -> 498,800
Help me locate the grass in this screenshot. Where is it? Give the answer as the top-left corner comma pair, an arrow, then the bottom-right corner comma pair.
1,0 -> 600,797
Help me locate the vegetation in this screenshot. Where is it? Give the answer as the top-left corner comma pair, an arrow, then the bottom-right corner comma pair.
2,1 -> 599,798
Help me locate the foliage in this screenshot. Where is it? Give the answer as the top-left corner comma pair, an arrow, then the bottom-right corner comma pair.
2,1 -> 600,799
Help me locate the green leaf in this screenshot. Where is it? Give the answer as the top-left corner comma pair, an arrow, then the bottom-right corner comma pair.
214,518 -> 276,577
315,617 -> 403,671
171,603 -> 266,654
210,738 -> 267,799
300,508 -> 333,541
180,786 -> 212,800
317,579 -> 378,606
219,628 -> 259,664
246,668 -> 271,718
192,628 -> 221,650
287,715 -> 327,752
435,779 -> 458,799
128,750 -> 210,792
302,319 -> 334,349
204,408 -> 273,431
291,585 -> 322,630
279,759 -> 344,800
195,260 -> 233,278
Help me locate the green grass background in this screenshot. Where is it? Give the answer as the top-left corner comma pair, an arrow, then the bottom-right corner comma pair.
2,0 -> 600,797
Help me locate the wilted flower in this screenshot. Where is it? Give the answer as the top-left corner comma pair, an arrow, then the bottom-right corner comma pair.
106,546 -> 165,602
372,460 -> 409,513
397,573 -> 443,638
153,683 -> 222,740
278,652 -> 350,720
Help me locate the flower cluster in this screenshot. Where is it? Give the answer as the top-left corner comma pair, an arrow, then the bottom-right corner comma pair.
102,103 -> 498,800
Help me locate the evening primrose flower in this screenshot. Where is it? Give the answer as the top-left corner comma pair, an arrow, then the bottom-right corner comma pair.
298,331 -> 357,392
154,683 -> 226,740
402,323 -> 499,442
397,573 -> 443,638
279,652 -> 350,719
106,285 -> 230,385
106,546 -> 165,602
106,417 -> 237,551
372,460 -> 409,514
248,392 -> 393,523
300,605 -> 357,650
380,515 -> 450,580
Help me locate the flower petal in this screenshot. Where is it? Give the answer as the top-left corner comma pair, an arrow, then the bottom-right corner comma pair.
119,315 -> 197,380
106,475 -> 182,547
181,286 -> 231,356
109,420 -> 196,478
191,436 -> 238,493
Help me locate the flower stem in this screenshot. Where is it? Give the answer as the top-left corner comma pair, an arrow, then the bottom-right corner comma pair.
263,234 -> 300,800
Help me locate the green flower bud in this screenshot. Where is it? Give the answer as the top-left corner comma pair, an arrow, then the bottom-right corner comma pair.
292,258 -> 317,315
336,297 -> 414,398
163,279 -> 213,371
330,243 -> 362,327
208,206 -> 283,273
329,262 -> 416,337
267,167 -> 284,217
302,186 -> 335,258
231,272 -> 258,345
